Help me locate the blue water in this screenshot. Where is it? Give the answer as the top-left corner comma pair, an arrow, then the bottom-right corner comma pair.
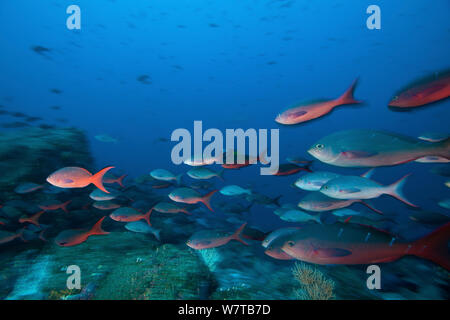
0,0 -> 449,300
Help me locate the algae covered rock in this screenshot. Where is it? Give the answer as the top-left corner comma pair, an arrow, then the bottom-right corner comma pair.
0,127 -> 93,193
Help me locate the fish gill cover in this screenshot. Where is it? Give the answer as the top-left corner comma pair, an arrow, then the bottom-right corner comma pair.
0,0 -> 449,302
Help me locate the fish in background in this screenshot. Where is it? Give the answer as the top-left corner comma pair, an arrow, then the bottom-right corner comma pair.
14,182 -> 44,194
186,223 -> 248,249
438,199 -> 450,210
151,201 -> 191,215
245,193 -> 281,208
47,166 -> 114,193
169,188 -> 217,211
55,217 -> 109,247
0,230 -> 24,245
281,222 -> 450,271
93,201 -> 121,211
388,69 -> 450,109
298,192 -> 383,214
308,129 -> 450,167
275,79 -> 361,125
294,171 -> 342,191
95,134 -> 118,143
220,185 -> 252,196
418,132 -> 449,143
273,163 -> 312,176
104,174 -> 127,188
187,167 -> 224,180
110,207 -> 153,226
408,210 -> 450,226
285,156 -> 313,165
319,174 -> 417,207
39,200 -> 72,213
125,221 -> 161,240
150,169 -> 183,185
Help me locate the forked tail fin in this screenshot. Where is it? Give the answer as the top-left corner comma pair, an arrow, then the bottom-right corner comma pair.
337,78 -> 362,105
91,166 -> 115,193
201,190 -> 217,212
411,222 -> 450,271
231,223 -> 249,246
89,217 -> 109,236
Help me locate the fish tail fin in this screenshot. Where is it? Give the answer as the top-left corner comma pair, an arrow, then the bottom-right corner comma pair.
181,208 -> 192,215
153,229 -> 161,241
304,163 -> 313,173
61,200 -> 72,213
144,208 -> 153,226
438,137 -> 450,159
411,222 -> 450,271
116,174 -> 127,188
272,195 -> 283,207
259,148 -> 269,165
361,168 -> 375,179
217,169 -> 225,181
89,217 -> 109,236
175,173 -> 183,186
201,190 -> 217,212
387,174 -> 418,207
231,222 -> 249,246
16,228 -> 26,242
359,200 -> 384,215
39,230 -> 48,242
91,166 -> 115,193
337,78 -> 361,105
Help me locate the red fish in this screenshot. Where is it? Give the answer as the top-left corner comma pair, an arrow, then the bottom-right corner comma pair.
389,69 -> 450,109
0,230 -> 24,245
55,217 -> 109,247
281,222 -> 450,271
39,200 -> 72,213
109,207 -> 153,226
19,210 -> 45,227
186,223 -> 249,249
274,163 -> 312,176
47,166 -> 114,193
104,174 -> 127,188
275,79 -> 361,125
221,150 -> 268,169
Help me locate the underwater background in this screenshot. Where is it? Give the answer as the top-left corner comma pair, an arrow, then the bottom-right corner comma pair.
0,0 -> 449,300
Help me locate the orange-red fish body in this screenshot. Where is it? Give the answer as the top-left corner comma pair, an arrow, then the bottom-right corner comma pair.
281,222 -> 450,270
275,79 -> 360,125
55,217 -> 109,247
274,163 -> 311,176
389,70 -> 450,108
47,166 -> 114,193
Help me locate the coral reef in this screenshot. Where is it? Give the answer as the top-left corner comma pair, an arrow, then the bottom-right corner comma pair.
292,262 -> 335,300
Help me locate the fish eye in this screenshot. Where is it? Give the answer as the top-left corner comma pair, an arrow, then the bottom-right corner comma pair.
392,95 -> 399,101
287,241 -> 295,247
316,144 -> 324,150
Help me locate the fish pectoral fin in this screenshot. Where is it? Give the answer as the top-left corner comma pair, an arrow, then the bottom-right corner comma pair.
313,247 -> 352,258
292,110 -> 307,117
340,188 -> 361,194
341,151 -> 377,159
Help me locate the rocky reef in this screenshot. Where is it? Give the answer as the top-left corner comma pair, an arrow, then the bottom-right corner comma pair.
0,127 -> 93,194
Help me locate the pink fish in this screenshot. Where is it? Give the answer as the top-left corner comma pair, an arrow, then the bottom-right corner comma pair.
275,79 -> 361,125
47,166 -> 114,193
55,217 -> 109,247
